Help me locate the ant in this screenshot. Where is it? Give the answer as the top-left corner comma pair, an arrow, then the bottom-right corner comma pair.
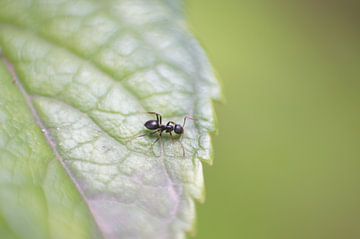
141,112 -> 195,156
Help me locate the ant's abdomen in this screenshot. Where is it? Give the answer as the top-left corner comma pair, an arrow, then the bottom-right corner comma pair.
145,120 -> 159,130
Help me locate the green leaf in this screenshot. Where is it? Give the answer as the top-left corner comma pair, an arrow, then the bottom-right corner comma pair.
0,0 -> 220,238
0,58 -> 100,238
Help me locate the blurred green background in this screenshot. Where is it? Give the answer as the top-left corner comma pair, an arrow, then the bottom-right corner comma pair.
187,1 -> 360,239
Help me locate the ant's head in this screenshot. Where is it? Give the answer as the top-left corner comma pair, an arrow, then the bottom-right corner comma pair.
174,124 -> 184,135
174,116 -> 196,135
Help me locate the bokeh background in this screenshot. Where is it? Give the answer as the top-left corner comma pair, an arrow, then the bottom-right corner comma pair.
187,1 -> 360,239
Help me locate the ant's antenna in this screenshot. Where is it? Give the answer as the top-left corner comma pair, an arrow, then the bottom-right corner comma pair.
182,116 -> 196,127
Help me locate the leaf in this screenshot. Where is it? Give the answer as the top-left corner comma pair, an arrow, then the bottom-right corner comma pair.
0,0 -> 221,238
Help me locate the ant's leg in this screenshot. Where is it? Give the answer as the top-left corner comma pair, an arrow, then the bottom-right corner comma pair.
147,111 -> 161,115
169,132 -> 175,142
152,136 -> 161,145
179,134 -> 186,157
169,131 -> 185,157
137,129 -> 160,138
150,137 -> 161,157
160,135 -> 164,157
166,121 -> 176,126
151,131 -> 162,157
183,116 -> 196,127
150,130 -> 161,136
147,112 -> 162,124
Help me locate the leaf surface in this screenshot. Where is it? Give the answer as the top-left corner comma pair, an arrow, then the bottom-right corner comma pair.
0,0 -> 220,238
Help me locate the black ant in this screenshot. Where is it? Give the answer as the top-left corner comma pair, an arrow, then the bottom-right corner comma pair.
141,112 -> 195,156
